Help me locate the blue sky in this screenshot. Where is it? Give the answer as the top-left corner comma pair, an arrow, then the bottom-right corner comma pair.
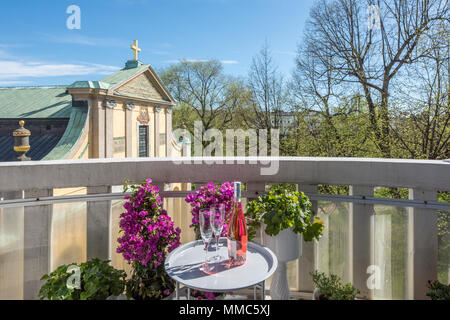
0,0 -> 315,86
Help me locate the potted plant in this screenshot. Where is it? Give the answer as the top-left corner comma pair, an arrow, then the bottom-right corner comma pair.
38,258 -> 127,300
185,181 -> 235,300
117,179 -> 181,300
311,271 -> 360,300
426,280 -> 450,300
246,185 -> 324,300
185,181 -> 235,239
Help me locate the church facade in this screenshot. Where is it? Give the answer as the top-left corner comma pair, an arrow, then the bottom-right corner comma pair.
0,43 -> 194,300
0,41 -> 181,162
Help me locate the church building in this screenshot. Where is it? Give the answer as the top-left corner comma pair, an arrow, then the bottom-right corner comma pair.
0,41 -> 181,162
0,42 -> 193,300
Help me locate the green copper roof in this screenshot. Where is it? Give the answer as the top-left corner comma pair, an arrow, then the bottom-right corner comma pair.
0,60 -> 160,120
67,81 -> 111,89
67,61 -> 149,90
0,86 -> 72,119
42,104 -> 88,160
100,61 -> 149,88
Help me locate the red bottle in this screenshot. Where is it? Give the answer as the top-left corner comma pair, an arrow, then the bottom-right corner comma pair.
227,181 -> 248,266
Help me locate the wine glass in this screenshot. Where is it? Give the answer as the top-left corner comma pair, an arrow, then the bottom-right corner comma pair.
209,204 -> 226,262
199,209 -> 214,272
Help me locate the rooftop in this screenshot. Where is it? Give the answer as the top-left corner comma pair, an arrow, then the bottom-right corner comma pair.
0,86 -> 71,119
67,61 -> 150,90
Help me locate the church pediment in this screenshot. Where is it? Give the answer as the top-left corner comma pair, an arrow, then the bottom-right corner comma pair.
114,71 -> 169,102
69,41 -> 176,105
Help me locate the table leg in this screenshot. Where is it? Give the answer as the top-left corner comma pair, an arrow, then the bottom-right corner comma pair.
254,285 -> 257,300
176,282 -> 180,300
262,281 -> 265,300
187,287 -> 190,300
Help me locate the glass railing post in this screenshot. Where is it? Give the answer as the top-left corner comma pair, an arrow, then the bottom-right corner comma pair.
297,184 -> 319,293
349,185 -> 374,299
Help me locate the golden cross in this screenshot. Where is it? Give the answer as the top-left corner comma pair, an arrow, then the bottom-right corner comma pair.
130,40 -> 141,61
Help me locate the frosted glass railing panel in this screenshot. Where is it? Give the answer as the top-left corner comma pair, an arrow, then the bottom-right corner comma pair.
110,200 -> 132,278
51,202 -> 86,270
438,210 -> 449,285
287,260 -> 298,291
0,206 -> 24,300
317,201 -> 351,284
164,197 -> 196,245
373,205 -> 408,300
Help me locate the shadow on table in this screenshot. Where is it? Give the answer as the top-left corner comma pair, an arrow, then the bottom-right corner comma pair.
166,260 -> 234,281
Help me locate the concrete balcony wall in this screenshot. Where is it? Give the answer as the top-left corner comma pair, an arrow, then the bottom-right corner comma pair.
0,157 -> 449,300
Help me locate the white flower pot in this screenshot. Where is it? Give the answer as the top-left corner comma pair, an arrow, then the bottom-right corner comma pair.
261,224 -> 302,300
312,288 -> 320,300
261,226 -> 302,262
106,294 -> 131,300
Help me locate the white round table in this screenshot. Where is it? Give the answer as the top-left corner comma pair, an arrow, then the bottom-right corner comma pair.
164,238 -> 278,300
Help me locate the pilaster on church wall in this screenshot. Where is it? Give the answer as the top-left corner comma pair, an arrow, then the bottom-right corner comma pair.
112,102 -> 126,158
87,96 -> 106,159
159,108 -> 166,157
149,106 -> 156,158
131,104 -> 142,158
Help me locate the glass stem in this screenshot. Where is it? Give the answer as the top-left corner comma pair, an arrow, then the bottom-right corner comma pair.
204,242 -> 209,264
216,235 -> 220,253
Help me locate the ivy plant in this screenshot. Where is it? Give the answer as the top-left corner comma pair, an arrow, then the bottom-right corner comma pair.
311,271 -> 360,300
39,259 -> 127,300
246,185 -> 324,241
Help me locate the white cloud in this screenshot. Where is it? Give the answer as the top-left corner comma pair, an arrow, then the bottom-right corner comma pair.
40,33 -> 127,47
0,80 -> 32,86
0,49 -> 13,59
221,60 -> 239,65
0,60 -> 120,80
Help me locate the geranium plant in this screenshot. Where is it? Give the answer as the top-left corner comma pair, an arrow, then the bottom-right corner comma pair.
311,271 -> 360,300
426,280 -> 450,300
117,179 -> 181,300
246,185 -> 324,241
39,259 -> 126,300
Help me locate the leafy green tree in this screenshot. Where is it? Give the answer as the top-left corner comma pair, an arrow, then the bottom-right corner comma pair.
160,60 -> 247,148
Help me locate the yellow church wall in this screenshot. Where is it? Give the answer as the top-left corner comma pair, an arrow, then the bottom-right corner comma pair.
113,104 -> 126,158
159,111 -> 166,157
130,108 -> 137,158
149,107 -> 155,157
131,107 -> 140,158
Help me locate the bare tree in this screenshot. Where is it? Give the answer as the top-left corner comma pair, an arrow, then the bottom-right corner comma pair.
242,42 -> 288,131
305,0 -> 449,157
291,39 -> 350,155
391,22 -> 449,159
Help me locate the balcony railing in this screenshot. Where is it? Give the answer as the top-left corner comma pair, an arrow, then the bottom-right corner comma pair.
0,157 -> 449,300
